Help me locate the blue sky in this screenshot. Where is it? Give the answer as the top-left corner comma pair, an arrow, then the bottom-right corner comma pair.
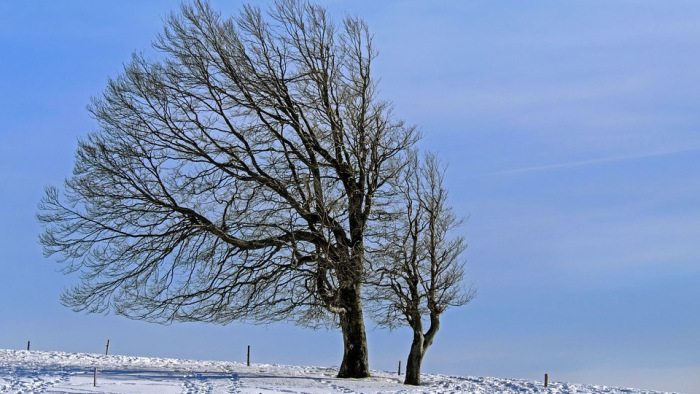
1,1 -> 699,392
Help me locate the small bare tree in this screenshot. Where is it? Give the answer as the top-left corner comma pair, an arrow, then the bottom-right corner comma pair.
38,0 -> 417,378
368,152 -> 474,386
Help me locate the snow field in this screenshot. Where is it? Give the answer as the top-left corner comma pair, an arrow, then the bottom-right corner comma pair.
0,349 -> 679,393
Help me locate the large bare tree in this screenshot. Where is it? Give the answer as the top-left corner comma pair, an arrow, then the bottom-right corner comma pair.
368,152 -> 474,385
38,0 -> 417,378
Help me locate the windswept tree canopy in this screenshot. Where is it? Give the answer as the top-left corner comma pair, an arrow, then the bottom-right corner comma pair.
367,152 -> 474,385
38,0 -> 417,333
369,152 -> 472,328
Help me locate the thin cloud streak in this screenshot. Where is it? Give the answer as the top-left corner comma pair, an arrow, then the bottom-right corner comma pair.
485,144 -> 700,176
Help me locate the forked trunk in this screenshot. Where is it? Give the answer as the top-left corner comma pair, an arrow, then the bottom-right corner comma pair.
404,314 -> 440,386
337,284 -> 370,378
404,334 -> 424,385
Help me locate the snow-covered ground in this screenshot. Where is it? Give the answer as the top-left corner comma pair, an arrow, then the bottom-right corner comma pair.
0,349 -> 679,393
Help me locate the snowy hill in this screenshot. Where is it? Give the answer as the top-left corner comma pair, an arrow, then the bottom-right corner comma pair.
0,349 -> 679,393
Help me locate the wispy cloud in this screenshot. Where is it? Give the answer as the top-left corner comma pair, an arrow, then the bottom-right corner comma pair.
485,144 -> 700,176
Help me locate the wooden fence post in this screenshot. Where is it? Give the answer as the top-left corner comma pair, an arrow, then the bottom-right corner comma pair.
105,339 -> 110,355
94,367 -> 98,387
247,345 -> 250,366
398,360 -> 401,376
26,341 -> 30,351
544,373 -> 549,387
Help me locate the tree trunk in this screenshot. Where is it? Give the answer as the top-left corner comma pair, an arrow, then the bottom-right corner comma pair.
404,314 -> 440,386
404,332 -> 424,385
337,284 -> 371,378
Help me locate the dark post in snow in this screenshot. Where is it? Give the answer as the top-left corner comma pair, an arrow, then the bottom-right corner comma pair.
94,367 -> 98,387
398,360 -> 401,376
544,373 -> 549,387
247,345 -> 250,367
105,339 -> 110,355
26,341 -> 30,351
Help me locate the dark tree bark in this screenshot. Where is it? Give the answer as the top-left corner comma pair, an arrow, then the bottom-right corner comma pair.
337,284 -> 370,378
404,314 -> 439,385
38,0 -> 417,379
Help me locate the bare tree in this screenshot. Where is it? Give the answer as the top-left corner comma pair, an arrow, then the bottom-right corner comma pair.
368,152 -> 474,385
37,0 -> 417,378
